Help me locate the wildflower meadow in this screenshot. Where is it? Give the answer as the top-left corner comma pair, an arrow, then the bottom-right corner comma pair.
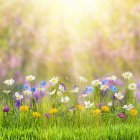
0,72 -> 140,139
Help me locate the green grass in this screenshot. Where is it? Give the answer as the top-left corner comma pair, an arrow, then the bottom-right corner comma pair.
0,124 -> 139,140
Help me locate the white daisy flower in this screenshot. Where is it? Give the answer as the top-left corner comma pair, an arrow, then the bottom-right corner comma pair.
26,75 -> 35,81
48,89 -> 56,95
4,79 -> 15,86
91,80 -> 101,87
107,102 -> 113,106
49,77 -> 58,85
84,101 -> 94,108
100,85 -> 109,91
114,92 -> 124,100
107,76 -> 117,81
122,71 -> 133,80
79,76 -> 88,83
14,92 -> 24,100
60,96 -> 70,103
128,83 -> 137,91
122,104 -> 134,110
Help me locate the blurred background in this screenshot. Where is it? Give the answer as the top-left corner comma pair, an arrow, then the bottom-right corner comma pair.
0,0 -> 140,82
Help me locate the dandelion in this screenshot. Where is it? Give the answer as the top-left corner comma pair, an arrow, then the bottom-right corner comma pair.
84,101 -> 94,108
128,83 -> 137,91
101,106 -> 109,112
60,96 -> 70,103
117,113 -> 126,118
4,78 -> 15,86
76,105 -> 84,111
92,109 -> 101,116
107,76 -> 117,81
122,71 -> 133,80
49,77 -> 58,85
14,92 -> 24,100
49,108 -> 58,114
19,105 -> 29,112
3,107 -> 10,113
107,102 -> 113,106
26,75 -> 35,81
79,76 -> 88,83
122,104 -> 134,110
33,112 -> 41,118
129,109 -> 138,116
91,80 -> 101,87
114,92 -> 124,100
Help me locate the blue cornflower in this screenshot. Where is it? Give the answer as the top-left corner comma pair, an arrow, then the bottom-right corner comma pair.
30,87 -> 36,92
40,81 -> 47,87
110,86 -> 117,92
84,86 -> 94,94
18,85 -> 22,91
102,79 -> 108,85
23,84 -> 28,90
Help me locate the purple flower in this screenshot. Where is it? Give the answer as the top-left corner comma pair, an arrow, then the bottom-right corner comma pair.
45,113 -> 51,118
59,83 -> 66,92
117,113 -> 126,118
3,107 -> 10,113
15,100 -> 21,108
69,106 -> 75,112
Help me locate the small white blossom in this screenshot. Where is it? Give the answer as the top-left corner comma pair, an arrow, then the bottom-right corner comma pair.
3,90 -> 10,94
79,76 -> 88,83
122,71 -> 133,80
128,83 -> 137,91
4,79 -> 15,86
91,80 -> 101,87
26,75 -> 35,81
14,92 -> 24,100
84,101 -> 94,108
70,86 -> 79,93
49,77 -> 58,85
122,104 -> 134,110
107,102 -> 113,106
23,90 -> 32,96
57,91 -> 62,96
114,92 -> 124,100
48,89 -> 56,95
107,76 -> 117,81
60,96 -> 70,103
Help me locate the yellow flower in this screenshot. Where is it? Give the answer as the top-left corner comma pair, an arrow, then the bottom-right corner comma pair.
101,106 -> 109,112
130,109 -> 138,116
19,106 -> 29,112
76,105 -> 84,111
92,109 -> 101,116
49,108 -> 58,114
32,112 -> 41,118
